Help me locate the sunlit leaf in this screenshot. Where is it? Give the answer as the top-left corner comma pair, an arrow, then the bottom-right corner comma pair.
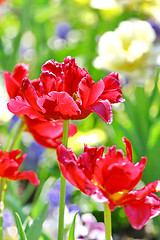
26,203 -> 49,240
68,211 -> 79,240
15,212 -> 27,240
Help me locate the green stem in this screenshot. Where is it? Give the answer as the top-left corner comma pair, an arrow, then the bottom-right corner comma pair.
0,119 -> 25,238
104,203 -> 112,240
0,178 -> 7,239
7,119 -> 25,151
58,120 -> 69,240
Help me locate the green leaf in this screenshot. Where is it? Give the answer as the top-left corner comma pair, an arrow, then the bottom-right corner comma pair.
34,5 -> 59,22
26,203 -> 49,240
68,211 -> 79,240
6,194 -> 26,222
149,68 -> 160,107
40,232 -> 52,240
4,120 -> 22,151
15,212 -> 27,240
31,177 -> 55,217
147,121 -> 160,149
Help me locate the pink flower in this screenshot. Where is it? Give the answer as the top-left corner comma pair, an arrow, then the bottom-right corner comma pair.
57,138 -> 160,230
3,63 -> 77,149
7,57 -> 124,123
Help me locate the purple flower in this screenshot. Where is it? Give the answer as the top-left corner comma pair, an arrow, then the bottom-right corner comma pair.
46,178 -> 73,214
9,115 -> 20,131
77,213 -> 105,240
22,141 -> 45,171
149,20 -> 160,38
68,204 -> 80,214
3,210 -> 15,229
55,22 -> 71,39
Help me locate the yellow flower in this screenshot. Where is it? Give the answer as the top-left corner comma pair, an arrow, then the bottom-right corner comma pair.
69,128 -> 107,153
90,0 -> 160,20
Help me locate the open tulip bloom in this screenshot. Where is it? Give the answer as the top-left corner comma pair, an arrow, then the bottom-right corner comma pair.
7,56 -> 124,124
3,57 -> 125,240
0,147 -> 39,185
3,63 -> 77,149
57,137 -> 160,231
0,145 -> 39,239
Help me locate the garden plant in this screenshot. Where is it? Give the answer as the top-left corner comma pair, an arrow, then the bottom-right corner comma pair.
0,0 -> 160,240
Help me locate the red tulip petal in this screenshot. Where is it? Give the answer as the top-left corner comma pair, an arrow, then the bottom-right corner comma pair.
7,97 -> 43,119
41,59 -> 63,78
12,171 -> 40,185
78,78 -> 104,107
38,91 -> 81,120
57,145 -> 97,194
101,73 -> 124,103
88,100 -> 113,124
124,198 -> 151,230
24,117 -> 77,149
123,137 -> 133,162
94,151 -> 146,195
127,180 -> 160,201
40,71 -> 56,92
78,145 -> 105,174
124,193 -> 160,230
3,63 -> 29,99
91,191 -> 110,203
0,147 -> 39,186
21,78 -> 43,112
12,63 -> 29,83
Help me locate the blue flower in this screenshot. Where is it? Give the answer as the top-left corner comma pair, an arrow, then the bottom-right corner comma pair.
3,210 -> 15,229
55,22 -> 71,39
149,20 -> 160,38
8,115 -> 20,131
46,178 -> 73,214
22,141 -> 45,171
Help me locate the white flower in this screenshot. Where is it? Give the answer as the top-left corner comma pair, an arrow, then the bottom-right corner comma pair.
0,77 -> 12,123
90,0 -> 118,9
90,0 -> 160,12
94,19 -> 160,83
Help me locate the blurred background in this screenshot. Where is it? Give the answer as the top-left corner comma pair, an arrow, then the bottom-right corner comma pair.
0,0 -> 160,239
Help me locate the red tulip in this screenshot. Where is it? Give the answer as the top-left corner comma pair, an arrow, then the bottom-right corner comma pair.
57,138 -> 160,230
3,63 -> 29,99
0,147 -> 39,185
3,63 -> 77,149
24,116 -> 77,148
7,57 -> 124,123
0,0 -> 7,3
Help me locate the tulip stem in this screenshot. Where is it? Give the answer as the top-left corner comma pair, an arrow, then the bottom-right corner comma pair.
104,203 -> 112,240
0,178 -> 7,239
7,119 -> 25,151
58,120 -> 69,240
0,119 -> 25,238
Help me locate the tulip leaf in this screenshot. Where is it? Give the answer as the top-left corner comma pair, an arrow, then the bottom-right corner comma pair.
15,212 -> 27,240
25,202 -> 49,240
149,68 -> 160,107
31,177 -> 55,217
7,194 -> 26,222
4,119 -> 22,151
40,232 -> 52,240
68,211 -> 79,240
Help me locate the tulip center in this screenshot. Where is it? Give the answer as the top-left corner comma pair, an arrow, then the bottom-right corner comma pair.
91,179 -> 106,191
110,190 -> 128,202
72,92 -> 81,102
